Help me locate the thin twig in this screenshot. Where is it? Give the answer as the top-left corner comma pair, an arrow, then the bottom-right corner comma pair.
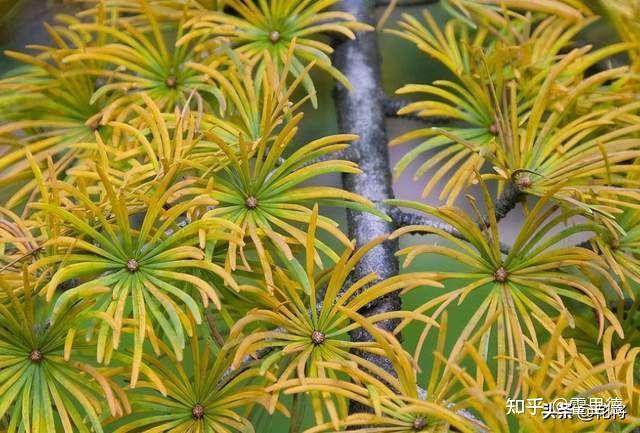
383,97 -> 454,125
389,207 -> 467,237
577,239 -> 593,249
205,312 -> 226,347
217,325 -> 290,388
389,207 -> 512,255
388,182 -> 522,255
216,347 -> 274,388
482,181 -> 522,228
299,147 -> 360,168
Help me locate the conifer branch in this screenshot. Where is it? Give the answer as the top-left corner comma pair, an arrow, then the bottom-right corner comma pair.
300,147 -> 361,168
332,0 -> 403,414
389,207 -> 512,255
478,181 -> 522,229
331,5 -> 505,429
383,97 -> 454,125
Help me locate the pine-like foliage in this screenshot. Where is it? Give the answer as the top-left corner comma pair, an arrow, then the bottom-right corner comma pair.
0,0 -> 638,432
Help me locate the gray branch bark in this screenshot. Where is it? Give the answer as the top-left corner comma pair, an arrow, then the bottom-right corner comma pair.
480,181 -> 521,229
383,97 -> 454,125
330,1 -> 509,427
299,147 -> 360,168
332,0 -> 402,414
389,207 -> 512,255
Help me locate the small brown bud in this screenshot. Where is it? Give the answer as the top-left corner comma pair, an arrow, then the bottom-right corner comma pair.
413,417 -> 427,430
192,403 -> 205,420
126,259 -> 139,272
29,350 -> 43,363
165,76 -> 177,88
88,119 -> 101,131
494,266 -> 508,283
245,196 -> 258,209
489,122 -> 499,135
311,330 -> 325,345
611,237 -> 620,250
269,30 -> 280,42
517,174 -> 532,188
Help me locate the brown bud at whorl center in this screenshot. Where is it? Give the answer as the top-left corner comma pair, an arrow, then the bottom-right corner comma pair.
165,76 -> 177,88
245,196 -> 258,209
494,266 -> 508,283
413,417 -> 427,430
192,403 -> 205,420
516,174 -> 532,189
489,122 -> 499,135
611,237 -> 620,250
311,330 -> 325,345
126,259 -> 139,272
29,350 -> 43,363
269,30 -> 280,42
88,119 -> 101,131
